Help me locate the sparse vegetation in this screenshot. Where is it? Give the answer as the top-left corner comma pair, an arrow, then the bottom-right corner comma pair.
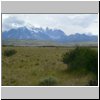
39,76 -> 58,86
2,46 -> 98,86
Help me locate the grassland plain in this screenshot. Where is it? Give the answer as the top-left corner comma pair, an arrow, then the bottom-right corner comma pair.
2,46 -> 98,86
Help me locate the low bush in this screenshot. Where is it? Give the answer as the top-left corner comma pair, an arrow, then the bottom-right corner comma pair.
63,46 -> 98,74
39,76 -> 58,86
4,49 -> 17,57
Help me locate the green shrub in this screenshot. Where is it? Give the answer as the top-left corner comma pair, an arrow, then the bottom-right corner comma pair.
4,49 -> 17,57
39,76 -> 58,86
88,79 -> 98,86
63,47 -> 98,74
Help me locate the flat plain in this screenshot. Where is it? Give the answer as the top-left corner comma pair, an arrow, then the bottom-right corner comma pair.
2,46 -> 97,86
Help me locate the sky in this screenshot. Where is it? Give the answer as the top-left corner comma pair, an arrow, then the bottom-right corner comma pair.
2,14 -> 98,35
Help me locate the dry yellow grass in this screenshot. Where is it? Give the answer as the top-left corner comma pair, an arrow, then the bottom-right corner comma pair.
2,46 -> 96,86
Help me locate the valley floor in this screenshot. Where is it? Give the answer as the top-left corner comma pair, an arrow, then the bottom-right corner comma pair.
2,46 -> 98,86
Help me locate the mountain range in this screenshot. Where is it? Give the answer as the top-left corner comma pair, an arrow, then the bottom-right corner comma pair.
2,26 -> 98,43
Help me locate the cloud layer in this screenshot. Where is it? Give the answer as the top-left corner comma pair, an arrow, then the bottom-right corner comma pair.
2,14 -> 98,35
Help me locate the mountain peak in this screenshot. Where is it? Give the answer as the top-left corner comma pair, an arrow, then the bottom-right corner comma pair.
2,26 -> 98,43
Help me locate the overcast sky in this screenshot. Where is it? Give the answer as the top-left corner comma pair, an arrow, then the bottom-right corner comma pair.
2,14 -> 98,35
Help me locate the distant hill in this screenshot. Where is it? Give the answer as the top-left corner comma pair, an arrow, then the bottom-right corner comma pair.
2,39 -> 98,47
2,26 -> 98,43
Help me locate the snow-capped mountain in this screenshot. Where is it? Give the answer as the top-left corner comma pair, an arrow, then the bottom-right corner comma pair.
2,26 -> 98,43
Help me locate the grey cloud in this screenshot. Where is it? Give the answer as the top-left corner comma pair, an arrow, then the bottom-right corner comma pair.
2,16 -> 25,31
72,14 -> 97,28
